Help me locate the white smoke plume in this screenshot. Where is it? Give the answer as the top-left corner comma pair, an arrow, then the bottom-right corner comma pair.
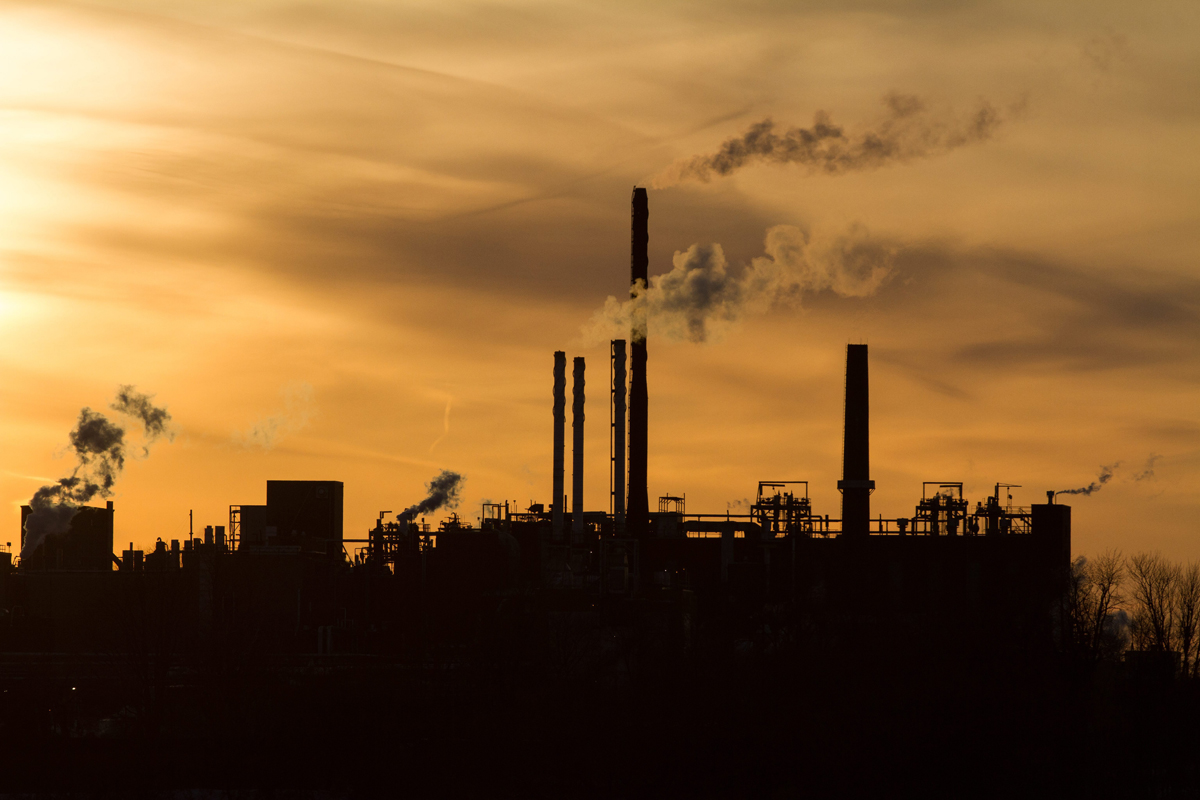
237,382 -> 316,449
581,223 -> 895,344
23,387 -> 173,557
654,92 -> 1013,187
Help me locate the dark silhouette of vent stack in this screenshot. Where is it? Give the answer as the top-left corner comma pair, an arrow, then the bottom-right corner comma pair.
627,188 -> 650,536
611,340 -> 626,533
552,351 -> 566,541
572,356 -> 585,544
839,344 -> 873,537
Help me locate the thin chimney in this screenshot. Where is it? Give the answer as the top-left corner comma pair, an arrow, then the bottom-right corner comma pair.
552,351 -> 566,542
572,357 -> 585,544
611,339 -> 627,534
838,344 -> 873,537
627,188 -> 650,536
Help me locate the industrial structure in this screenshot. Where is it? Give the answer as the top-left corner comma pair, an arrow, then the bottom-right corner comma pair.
2,189 -> 1069,663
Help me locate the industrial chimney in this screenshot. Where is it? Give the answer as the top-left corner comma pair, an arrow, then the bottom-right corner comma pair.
838,344 -> 873,537
572,356 -> 585,545
552,351 -> 566,542
611,339 -> 627,534
627,188 -> 650,536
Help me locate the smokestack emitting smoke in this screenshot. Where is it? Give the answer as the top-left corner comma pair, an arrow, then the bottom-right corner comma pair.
654,92 -> 1010,187
582,223 -> 895,345
627,188 -> 650,536
23,386 -> 172,557
398,470 -> 464,523
1056,464 -> 1119,497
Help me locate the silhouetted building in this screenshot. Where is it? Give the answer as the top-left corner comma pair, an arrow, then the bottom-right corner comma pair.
19,501 -> 115,572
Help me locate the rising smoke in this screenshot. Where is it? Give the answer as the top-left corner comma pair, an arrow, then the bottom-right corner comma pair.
582,223 -> 895,344
398,470 -> 464,524
653,92 -> 1011,187
1056,463 -> 1119,497
23,387 -> 173,557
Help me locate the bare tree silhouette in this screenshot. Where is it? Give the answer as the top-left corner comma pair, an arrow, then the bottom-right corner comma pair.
1067,551 -> 1127,661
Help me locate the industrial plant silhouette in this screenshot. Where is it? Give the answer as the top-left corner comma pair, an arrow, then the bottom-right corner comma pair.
1,192 -> 1192,797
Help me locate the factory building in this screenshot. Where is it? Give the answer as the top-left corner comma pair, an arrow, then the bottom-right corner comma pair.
1,190 -> 1069,664
352,189 -> 1070,658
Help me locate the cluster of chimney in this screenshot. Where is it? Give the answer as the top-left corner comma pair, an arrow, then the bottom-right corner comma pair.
551,189 -> 875,539
551,189 -> 652,541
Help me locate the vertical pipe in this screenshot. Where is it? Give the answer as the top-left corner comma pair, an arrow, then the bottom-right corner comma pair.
627,188 -> 650,536
611,339 -> 627,535
572,357 -> 586,545
552,351 -> 566,542
838,344 -> 872,537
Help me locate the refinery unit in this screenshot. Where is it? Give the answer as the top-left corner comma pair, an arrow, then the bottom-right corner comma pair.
1,189 -> 1070,662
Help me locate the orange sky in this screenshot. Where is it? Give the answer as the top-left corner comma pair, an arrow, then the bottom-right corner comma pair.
2,1 -> 1198,560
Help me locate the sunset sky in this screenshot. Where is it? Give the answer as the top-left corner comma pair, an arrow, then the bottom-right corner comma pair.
2,1 -> 1198,560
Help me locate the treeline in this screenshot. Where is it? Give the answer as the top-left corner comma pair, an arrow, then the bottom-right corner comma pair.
1068,550 -> 1200,675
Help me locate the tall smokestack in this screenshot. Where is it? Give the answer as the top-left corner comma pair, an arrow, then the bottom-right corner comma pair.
838,344 -> 872,537
552,351 -> 566,542
611,340 -> 627,534
572,357 -> 585,545
627,188 -> 650,536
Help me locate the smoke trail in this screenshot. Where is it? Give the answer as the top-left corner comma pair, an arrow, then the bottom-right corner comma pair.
111,385 -> 172,452
654,92 -> 1009,187
22,387 -> 172,557
581,223 -> 894,344
398,470 -> 464,523
1056,463 -> 1120,497
1133,454 -> 1161,481
237,382 -> 315,449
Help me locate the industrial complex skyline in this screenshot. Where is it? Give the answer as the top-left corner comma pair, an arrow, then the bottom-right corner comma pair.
2,1 -> 1199,561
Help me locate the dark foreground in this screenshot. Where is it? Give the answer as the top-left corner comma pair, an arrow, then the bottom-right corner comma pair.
2,643 -> 1198,800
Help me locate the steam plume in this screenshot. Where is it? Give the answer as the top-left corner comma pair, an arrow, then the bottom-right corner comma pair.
1056,463 -> 1119,497
23,387 -> 172,557
398,470 -> 464,523
654,92 -> 1009,187
581,223 -> 894,344
112,385 -> 172,452
237,382 -> 315,449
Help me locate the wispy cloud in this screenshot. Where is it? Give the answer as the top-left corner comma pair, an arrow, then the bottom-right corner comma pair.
235,382 -> 316,450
